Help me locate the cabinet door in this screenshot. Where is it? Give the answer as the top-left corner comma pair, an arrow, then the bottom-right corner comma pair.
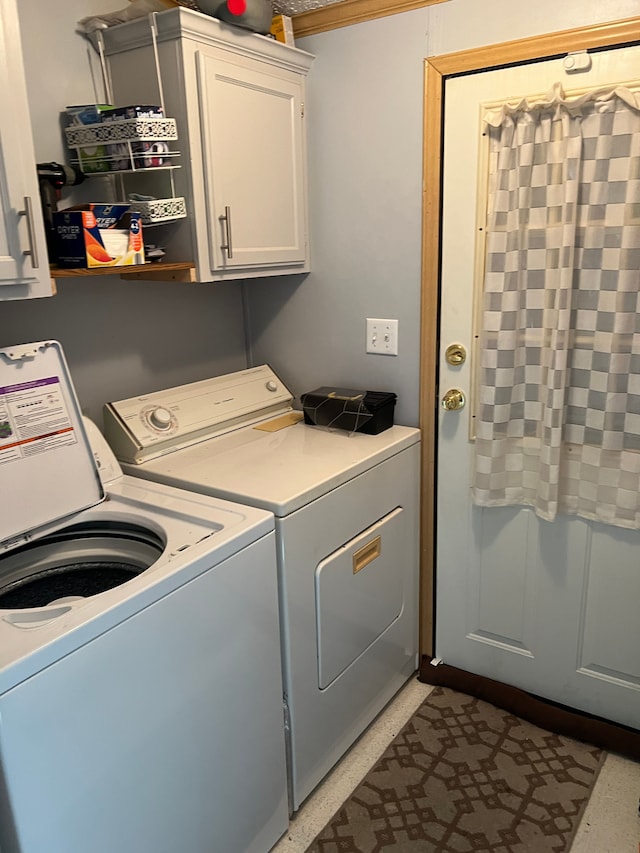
0,0 -> 51,299
197,52 -> 307,272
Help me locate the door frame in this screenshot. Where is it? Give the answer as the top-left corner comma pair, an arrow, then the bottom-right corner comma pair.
418,15 -> 640,658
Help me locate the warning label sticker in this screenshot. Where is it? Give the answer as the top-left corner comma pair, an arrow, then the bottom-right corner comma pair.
0,376 -> 76,464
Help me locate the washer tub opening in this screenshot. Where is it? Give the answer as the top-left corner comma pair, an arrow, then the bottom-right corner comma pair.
0,521 -> 165,609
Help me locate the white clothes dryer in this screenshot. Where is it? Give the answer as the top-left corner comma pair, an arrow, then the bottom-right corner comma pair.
0,342 -> 287,853
104,364 -> 421,811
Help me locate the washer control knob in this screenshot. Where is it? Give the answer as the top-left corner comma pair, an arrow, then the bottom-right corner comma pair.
266,380 -> 278,392
149,406 -> 173,429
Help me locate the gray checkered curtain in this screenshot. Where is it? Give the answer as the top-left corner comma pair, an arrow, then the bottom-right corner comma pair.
472,83 -> 640,528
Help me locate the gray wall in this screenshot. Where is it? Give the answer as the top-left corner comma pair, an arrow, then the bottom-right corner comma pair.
2,0 -> 637,428
245,10 -> 427,426
0,278 -> 247,424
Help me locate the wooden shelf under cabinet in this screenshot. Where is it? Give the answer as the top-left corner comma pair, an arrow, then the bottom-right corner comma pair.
50,262 -> 196,283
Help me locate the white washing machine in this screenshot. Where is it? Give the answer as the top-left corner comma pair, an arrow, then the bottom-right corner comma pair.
0,342 -> 288,853
104,365 -> 421,811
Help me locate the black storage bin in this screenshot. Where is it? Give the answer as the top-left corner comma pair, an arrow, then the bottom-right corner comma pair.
300,387 -> 397,435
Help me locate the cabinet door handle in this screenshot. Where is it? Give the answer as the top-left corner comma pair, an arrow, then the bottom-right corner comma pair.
18,196 -> 40,269
219,205 -> 233,259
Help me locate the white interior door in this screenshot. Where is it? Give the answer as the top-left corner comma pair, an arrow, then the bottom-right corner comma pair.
437,45 -> 640,730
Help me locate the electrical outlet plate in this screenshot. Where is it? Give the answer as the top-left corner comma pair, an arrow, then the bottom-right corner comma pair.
366,318 -> 398,356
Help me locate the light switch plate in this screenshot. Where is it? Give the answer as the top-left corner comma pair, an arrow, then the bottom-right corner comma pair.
366,318 -> 398,356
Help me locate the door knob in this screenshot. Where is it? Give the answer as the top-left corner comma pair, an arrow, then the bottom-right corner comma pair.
441,389 -> 465,411
445,343 -> 466,365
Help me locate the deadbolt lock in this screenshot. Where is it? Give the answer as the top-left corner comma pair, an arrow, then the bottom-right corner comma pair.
445,344 -> 466,366
441,389 -> 466,411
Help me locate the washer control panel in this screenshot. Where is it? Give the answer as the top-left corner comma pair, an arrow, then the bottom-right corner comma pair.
104,365 -> 293,464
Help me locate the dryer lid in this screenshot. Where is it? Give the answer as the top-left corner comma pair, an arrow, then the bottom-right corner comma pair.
0,340 -> 104,554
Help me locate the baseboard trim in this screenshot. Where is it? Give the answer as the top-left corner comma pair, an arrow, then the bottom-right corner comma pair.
418,656 -> 640,761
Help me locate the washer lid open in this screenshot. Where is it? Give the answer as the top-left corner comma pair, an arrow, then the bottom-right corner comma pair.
0,340 -> 104,554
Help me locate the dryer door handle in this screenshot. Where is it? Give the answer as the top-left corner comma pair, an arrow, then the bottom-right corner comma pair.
352,535 -> 381,574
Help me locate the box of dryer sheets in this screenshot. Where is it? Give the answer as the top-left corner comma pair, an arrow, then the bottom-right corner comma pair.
300,387 -> 397,434
270,14 -> 294,45
100,105 -> 164,122
53,204 -> 144,269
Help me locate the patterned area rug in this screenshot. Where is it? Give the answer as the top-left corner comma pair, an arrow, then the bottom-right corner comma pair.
306,686 -> 605,852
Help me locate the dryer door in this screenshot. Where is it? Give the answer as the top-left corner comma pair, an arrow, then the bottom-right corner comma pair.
315,507 -> 405,689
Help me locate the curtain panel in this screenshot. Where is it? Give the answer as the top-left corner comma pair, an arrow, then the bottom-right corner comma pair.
472,83 -> 640,529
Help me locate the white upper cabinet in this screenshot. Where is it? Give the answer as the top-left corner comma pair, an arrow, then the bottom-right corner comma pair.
104,8 -> 314,282
197,54 -> 307,271
0,0 -> 52,299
